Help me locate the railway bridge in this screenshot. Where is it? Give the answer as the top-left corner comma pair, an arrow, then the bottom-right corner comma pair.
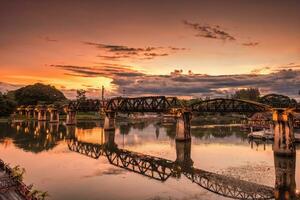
16,94 -> 300,155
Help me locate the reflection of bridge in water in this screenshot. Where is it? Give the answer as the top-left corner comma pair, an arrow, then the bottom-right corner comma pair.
67,130 -> 276,200
16,94 -> 300,156
3,119 -> 300,199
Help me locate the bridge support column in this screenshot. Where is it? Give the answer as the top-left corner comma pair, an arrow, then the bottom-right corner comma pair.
175,140 -> 193,168
66,124 -> 76,138
33,109 -> 38,120
104,128 -> 116,149
274,152 -> 297,200
49,109 -> 59,123
175,112 -> 192,141
272,109 -> 295,156
104,112 -> 116,131
66,109 -> 76,125
49,123 -> 59,135
26,106 -> 34,119
36,121 -> 46,135
17,107 -> 26,117
37,107 -> 47,121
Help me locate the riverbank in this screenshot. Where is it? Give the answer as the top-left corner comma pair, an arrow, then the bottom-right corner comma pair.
0,159 -> 40,200
0,118 -> 10,123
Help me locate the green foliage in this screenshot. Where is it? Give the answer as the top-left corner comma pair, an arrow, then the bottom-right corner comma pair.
29,189 -> 50,200
232,88 -> 260,101
0,92 -> 17,116
7,163 -> 49,199
13,83 -> 66,105
11,165 -> 26,182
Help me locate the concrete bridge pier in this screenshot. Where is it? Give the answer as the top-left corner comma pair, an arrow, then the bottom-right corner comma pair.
274,152 -> 297,200
175,112 -> 192,141
17,106 -> 26,116
175,140 -> 193,168
37,107 -> 47,121
25,107 -> 34,119
104,128 -> 116,149
66,124 -> 76,138
66,108 -> 76,125
33,109 -> 38,120
104,112 -> 116,131
272,109 -> 295,156
49,109 -> 59,123
49,123 -> 59,135
36,121 -> 46,135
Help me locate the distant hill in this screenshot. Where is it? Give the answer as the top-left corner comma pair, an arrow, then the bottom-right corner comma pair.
0,82 -> 22,93
10,83 -> 67,105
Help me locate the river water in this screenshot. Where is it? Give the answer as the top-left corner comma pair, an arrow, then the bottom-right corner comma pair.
0,119 -> 299,200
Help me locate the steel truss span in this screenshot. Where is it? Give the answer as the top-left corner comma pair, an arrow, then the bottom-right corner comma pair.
190,98 -> 271,113
105,96 -> 183,113
18,95 -> 300,115
68,100 -> 102,112
67,140 -> 275,200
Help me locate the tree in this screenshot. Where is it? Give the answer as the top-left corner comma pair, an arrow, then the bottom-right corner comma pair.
0,92 -> 17,116
13,83 -> 66,105
76,89 -> 86,102
232,88 -> 260,101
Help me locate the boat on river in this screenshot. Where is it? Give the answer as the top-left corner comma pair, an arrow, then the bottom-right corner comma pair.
248,128 -> 274,140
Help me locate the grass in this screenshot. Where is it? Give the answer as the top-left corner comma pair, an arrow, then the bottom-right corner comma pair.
60,112 -> 104,120
0,117 -> 10,122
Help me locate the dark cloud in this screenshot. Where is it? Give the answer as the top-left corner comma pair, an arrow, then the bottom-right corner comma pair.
183,20 -> 236,41
97,55 -> 129,60
250,66 -> 270,74
242,42 -> 259,47
43,36 -> 58,42
45,64 -> 300,99
52,64 -> 143,78
274,64 -> 300,71
250,64 -> 300,74
83,41 -> 185,60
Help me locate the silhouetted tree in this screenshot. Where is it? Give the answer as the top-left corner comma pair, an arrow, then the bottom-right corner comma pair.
0,92 -> 17,116
232,88 -> 260,101
13,83 -> 66,105
76,89 -> 86,102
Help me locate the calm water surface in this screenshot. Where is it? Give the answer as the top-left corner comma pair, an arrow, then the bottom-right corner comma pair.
0,120 -> 299,200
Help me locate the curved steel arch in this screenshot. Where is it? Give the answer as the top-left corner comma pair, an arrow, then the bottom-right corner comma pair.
105,96 -> 183,113
259,94 -> 298,108
190,98 -> 271,113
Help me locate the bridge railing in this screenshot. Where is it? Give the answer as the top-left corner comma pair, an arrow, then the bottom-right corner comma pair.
105,96 -> 183,113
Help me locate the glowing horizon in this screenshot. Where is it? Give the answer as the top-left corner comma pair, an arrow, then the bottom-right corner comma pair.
1,0 -> 300,98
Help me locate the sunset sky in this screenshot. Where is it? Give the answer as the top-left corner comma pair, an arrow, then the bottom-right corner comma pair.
1,0 -> 300,99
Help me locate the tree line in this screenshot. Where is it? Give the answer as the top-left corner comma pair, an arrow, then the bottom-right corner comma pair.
0,84 -> 298,117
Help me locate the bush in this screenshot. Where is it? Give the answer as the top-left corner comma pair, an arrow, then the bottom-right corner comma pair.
0,92 -> 17,116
